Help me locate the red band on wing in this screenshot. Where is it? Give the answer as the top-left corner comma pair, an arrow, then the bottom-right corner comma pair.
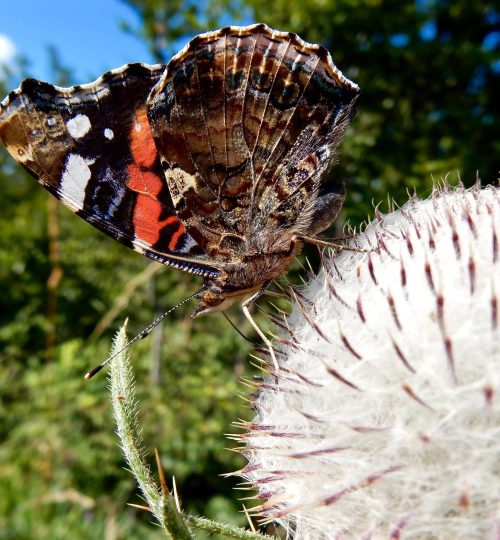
168,223 -> 185,251
130,108 -> 157,169
127,164 -> 185,247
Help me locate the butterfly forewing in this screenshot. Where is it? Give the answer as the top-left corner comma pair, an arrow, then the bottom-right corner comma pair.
0,63 -> 219,276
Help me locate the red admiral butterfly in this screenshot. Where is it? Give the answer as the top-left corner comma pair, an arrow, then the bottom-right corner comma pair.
0,24 -> 359,369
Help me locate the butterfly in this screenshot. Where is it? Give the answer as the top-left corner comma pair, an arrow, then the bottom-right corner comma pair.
0,23 -> 359,370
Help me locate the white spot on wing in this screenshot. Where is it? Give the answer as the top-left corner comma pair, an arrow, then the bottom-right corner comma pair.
134,121 -> 142,133
132,239 -> 146,254
61,154 -> 91,210
182,234 -> 198,253
47,117 -> 57,127
166,167 -> 198,206
66,114 -> 91,139
104,128 -> 114,140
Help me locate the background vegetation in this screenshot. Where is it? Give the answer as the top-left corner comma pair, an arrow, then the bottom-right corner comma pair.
0,0 -> 497,538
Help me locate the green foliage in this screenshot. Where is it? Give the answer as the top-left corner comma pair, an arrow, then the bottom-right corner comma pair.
1,1 -> 498,537
0,171 -> 255,537
120,0 -> 242,62
0,67 -> 253,538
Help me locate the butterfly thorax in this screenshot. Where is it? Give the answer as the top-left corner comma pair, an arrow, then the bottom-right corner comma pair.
192,229 -> 302,316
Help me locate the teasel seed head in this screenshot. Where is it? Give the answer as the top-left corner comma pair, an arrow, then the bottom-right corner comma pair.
236,184 -> 500,539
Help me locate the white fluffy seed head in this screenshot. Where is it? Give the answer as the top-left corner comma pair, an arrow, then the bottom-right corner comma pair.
237,185 -> 500,539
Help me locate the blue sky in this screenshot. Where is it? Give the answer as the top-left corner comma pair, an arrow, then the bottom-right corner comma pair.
0,0 -> 160,85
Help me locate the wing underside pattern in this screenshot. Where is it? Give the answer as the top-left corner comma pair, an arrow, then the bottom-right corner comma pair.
148,24 -> 359,257
0,25 -> 358,276
0,63 -> 218,277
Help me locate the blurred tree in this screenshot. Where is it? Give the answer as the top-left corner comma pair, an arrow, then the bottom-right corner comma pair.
119,0 -> 241,61
122,0 -> 499,222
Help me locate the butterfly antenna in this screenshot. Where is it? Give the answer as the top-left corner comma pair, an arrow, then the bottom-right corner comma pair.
84,289 -> 202,379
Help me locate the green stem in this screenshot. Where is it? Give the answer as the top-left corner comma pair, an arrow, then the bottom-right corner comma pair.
186,515 -> 274,539
109,323 -> 193,539
108,323 -> 274,540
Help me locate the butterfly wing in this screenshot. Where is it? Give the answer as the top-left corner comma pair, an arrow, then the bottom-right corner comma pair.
0,63 -> 219,277
147,24 -> 359,258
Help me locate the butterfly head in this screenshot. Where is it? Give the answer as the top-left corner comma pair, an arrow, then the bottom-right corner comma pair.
191,284 -> 261,318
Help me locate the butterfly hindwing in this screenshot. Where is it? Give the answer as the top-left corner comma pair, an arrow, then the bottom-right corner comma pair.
0,63 -> 219,276
147,24 -> 359,258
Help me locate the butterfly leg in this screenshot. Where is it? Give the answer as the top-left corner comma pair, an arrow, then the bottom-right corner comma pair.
295,235 -> 372,254
241,285 -> 279,371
